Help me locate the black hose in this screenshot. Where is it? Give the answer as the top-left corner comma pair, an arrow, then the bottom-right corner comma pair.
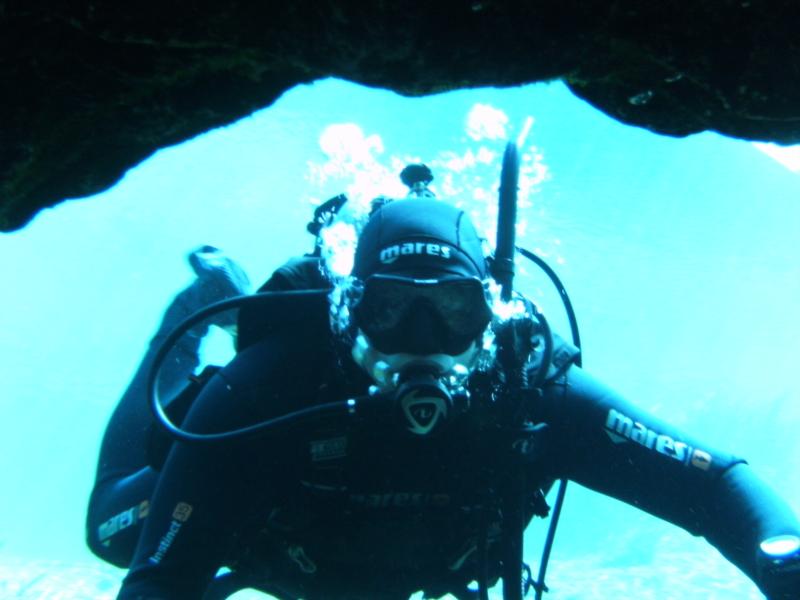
533,480 -> 568,600
515,246 -> 581,365
515,246 -> 583,599
146,290 -> 384,443
477,509 -> 490,600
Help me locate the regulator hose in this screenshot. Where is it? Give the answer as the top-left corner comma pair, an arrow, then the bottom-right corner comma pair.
146,290 -> 385,443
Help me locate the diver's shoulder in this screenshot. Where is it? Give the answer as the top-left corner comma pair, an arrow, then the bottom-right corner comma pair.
237,287 -> 331,352
260,255 -> 330,292
224,320 -> 338,395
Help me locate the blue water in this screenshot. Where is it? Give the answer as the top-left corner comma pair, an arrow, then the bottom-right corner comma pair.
1,78 -> 798,598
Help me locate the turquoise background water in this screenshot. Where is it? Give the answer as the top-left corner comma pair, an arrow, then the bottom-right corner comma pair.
1,78 -> 798,598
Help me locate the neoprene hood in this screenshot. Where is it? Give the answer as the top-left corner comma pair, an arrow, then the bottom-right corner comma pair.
352,199 -> 488,281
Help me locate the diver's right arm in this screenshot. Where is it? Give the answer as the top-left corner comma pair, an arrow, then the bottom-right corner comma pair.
535,365 -> 800,597
116,321 -> 335,599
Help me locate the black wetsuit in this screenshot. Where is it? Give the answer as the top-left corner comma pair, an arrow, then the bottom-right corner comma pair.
113,262 -> 800,599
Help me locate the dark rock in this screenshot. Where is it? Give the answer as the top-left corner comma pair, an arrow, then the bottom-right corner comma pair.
2,2 -> 799,231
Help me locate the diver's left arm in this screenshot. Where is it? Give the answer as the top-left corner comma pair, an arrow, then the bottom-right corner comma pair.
535,365 -> 800,599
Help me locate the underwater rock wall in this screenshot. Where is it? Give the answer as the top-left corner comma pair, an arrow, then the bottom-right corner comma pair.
3,2 -> 800,230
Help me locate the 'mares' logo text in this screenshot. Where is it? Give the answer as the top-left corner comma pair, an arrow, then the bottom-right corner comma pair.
380,242 -> 452,264
604,408 -> 713,471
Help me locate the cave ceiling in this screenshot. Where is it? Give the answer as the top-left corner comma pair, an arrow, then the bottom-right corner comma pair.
3,2 -> 799,231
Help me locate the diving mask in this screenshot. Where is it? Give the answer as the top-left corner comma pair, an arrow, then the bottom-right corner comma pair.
352,274 -> 493,356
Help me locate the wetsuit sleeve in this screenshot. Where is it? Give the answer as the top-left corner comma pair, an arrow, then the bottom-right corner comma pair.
93,287 -> 204,484
116,327 -> 331,599
115,356 -> 263,598
534,365 -> 800,593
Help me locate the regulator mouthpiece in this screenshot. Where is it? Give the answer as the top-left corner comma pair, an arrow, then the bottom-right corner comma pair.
395,364 -> 453,435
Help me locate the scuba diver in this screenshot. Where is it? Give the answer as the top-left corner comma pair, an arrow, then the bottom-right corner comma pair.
96,162 -> 800,600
